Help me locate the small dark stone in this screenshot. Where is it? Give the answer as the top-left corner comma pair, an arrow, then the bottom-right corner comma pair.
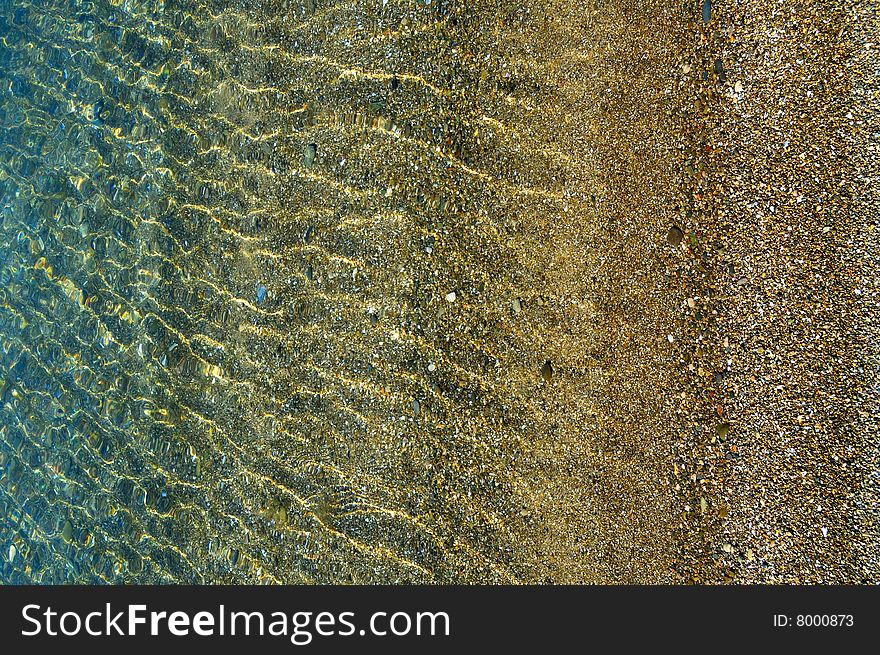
702,0 -> 712,23
714,57 -> 726,82
304,143 -> 317,167
256,284 -> 267,304
305,264 -> 313,281
540,360 -> 553,382
667,225 -> 684,246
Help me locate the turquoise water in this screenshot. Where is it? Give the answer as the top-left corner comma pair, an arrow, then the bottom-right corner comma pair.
0,0 -> 236,583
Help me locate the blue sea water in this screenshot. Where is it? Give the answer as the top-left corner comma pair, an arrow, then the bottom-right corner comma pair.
0,0 -> 249,584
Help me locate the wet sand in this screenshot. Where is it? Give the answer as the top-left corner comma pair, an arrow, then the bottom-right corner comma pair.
0,0 -> 876,584
702,0 -> 879,583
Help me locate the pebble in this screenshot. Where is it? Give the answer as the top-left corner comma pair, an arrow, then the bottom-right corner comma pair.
540,360 -> 553,382
256,284 -> 267,304
445,291 -> 457,302
7,544 -> 15,563
667,225 -> 684,246
303,143 -> 317,167
512,298 -> 522,314
428,362 -> 436,372
702,0 -> 712,23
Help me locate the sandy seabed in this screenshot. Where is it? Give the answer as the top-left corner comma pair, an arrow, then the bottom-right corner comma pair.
0,0 -> 876,584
